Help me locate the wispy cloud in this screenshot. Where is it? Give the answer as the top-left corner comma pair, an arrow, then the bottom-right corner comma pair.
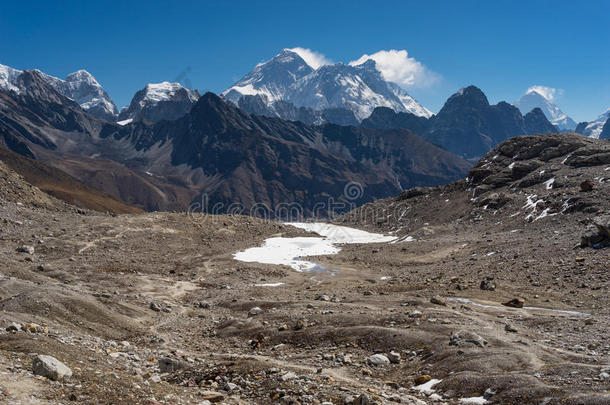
287,47 -> 333,69
349,49 -> 440,88
526,85 -> 563,101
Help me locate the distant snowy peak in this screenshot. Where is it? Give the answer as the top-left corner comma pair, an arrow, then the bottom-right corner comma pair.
140,82 -> 199,104
118,82 -> 200,123
0,64 -> 22,93
222,49 -> 313,105
0,63 -> 118,120
581,109 -> 610,139
221,49 -> 432,121
514,89 -> 575,130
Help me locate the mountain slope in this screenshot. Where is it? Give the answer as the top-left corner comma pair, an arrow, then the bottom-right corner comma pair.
222,49 -> 431,123
0,63 -> 118,120
118,82 -> 200,123
0,146 -> 142,213
514,89 -> 576,130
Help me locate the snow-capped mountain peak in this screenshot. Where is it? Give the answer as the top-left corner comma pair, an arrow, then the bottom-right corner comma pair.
222,49 -> 432,121
118,82 -> 200,123
0,63 -> 23,93
0,63 -> 118,120
514,88 -> 575,130
580,108 -> 610,139
142,82 -> 199,104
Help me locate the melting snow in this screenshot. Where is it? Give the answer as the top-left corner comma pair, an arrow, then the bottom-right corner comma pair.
459,397 -> 489,404
544,178 -> 555,190
234,223 -> 396,272
117,118 -> 133,126
413,379 -> 442,394
254,283 -> 284,287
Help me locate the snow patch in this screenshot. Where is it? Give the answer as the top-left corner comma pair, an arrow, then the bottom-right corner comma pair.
413,378 -> 442,394
459,397 -> 489,404
234,223 -> 396,272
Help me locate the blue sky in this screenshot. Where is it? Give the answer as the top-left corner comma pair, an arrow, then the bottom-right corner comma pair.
1,0 -> 608,121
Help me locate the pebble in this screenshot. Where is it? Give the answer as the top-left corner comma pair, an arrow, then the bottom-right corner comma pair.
248,307 -> 263,317
16,245 -> 34,254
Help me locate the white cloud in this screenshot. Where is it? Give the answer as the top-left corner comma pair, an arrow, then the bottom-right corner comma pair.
349,49 -> 440,88
526,85 -> 564,101
287,47 -> 332,69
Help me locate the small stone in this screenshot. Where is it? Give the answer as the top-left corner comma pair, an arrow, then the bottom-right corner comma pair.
450,330 -> 488,347
200,391 -> 224,402
294,318 -> 308,330
22,323 -> 44,333
505,324 -> 518,333
584,318 -> 596,325
315,295 -> 330,301
158,357 -> 187,373
502,298 -> 525,308
387,351 -> 401,364
6,323 -> 21,332
430,295 -> 446,306
32,355 -> 72,381
414,375 -> 432,385
248,307 -> 263,317
367,353 -> 390,366
224,382 -> 238,392
409,310 -> 423,318
575,257 -> 585,263
580,180 -> 594,192
16,245 -> 34,254
353,394 -> 372,405
198,301 -> 211,309
480,279 -> 496,291
280,371 -> 297,381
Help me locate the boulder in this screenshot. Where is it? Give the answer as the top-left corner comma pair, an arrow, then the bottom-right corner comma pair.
367,354 -> 390,366
32,355 -> 72,381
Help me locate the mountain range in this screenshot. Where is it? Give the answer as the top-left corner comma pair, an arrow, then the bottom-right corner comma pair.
0,56 -> 607,215
0,68 -> 470,214
362,86 -> 558,159
221,49 -> 432,124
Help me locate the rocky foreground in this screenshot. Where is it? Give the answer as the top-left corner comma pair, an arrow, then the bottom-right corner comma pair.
0,133 -> 608,404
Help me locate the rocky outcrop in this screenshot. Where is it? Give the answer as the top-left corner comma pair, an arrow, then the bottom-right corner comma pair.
581,215 -> 610,249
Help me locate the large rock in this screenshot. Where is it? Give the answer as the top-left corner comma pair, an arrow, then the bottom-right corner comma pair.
367,354 -> 391,366
32,355 -> 72,381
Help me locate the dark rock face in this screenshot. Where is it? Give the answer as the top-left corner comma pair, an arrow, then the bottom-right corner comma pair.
118,83 -> 200,123
361,86 -> 557,160
600,118 -> 610,140
146,93 -> 471,215
524,108 -> 558,134
426,86 -> 539,159
360,107 -> 429,135
575,121 -> 588,134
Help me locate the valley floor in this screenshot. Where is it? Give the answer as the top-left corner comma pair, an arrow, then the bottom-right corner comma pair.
0,192 -> 608,404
